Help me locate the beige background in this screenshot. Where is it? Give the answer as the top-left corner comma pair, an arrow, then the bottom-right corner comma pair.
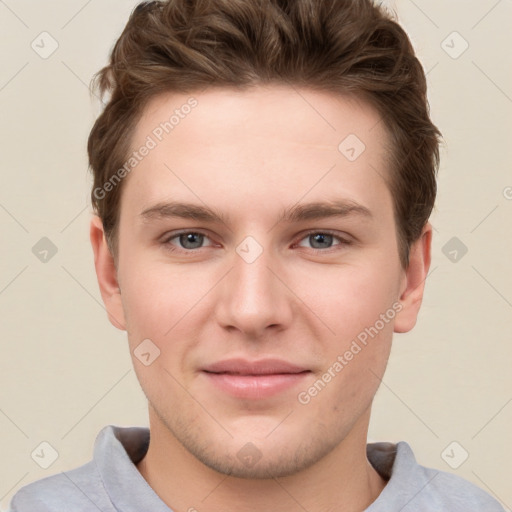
1,0 -> 511,509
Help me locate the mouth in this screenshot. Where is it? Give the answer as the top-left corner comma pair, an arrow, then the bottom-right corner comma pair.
201,358 -> 311,399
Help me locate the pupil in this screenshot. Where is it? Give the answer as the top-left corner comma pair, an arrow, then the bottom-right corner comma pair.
311,233 -> 332,249
181,233 -> 203,249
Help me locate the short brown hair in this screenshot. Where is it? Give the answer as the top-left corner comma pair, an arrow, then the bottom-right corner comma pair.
88,0 -> 442,268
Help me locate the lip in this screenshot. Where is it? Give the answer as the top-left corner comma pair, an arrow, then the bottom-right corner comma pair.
202,358 -> 311,399
203,358 -> 308,375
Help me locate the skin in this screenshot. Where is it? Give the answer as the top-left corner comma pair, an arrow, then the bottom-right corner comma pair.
90,86 -> 431,512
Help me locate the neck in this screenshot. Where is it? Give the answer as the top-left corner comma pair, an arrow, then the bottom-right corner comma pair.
137,407 -> 387,512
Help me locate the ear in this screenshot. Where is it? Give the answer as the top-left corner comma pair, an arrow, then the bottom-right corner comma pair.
394,222 -> 432,333
90,215 -> 126,330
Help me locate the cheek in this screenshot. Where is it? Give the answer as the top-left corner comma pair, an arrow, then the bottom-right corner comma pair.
300,319 -> 393,421
118,258 -> 219,386
119,254 -> 209,335
297,261 -> 400,339
296,262 -> 398,403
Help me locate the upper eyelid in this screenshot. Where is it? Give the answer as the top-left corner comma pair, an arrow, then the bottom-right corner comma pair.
293,230 -> 352,249
163,229 -> 214,242
163,230 -> 216,246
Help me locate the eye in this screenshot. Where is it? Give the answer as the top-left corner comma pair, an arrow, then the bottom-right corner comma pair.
161,229 -> 351,254
296,231 -> 351,251
163,231 -> 214,251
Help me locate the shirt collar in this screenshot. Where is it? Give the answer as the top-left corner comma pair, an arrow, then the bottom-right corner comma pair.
95,425 -> 419,511
94,425 -> 172,512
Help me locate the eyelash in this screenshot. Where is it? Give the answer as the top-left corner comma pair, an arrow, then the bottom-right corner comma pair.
161,229 -> 352,255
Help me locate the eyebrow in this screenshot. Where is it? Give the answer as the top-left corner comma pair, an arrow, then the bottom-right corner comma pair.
139,199 -> 373,225
281,199 -> 372,223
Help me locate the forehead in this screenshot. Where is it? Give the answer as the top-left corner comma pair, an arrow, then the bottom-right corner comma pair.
137,85 -> 386,151
121,86 -> 393,224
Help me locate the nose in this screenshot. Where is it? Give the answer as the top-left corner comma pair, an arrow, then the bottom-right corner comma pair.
214,241 -> 294,339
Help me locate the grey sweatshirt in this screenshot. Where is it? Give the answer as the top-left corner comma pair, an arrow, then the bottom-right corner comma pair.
8,425 -> 505,511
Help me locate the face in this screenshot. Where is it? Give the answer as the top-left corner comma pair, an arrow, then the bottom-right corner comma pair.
92,86 -> 430,479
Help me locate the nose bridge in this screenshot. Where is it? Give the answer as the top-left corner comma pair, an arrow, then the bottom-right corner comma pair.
215,236 -> 292,334
234,248 -> 274,300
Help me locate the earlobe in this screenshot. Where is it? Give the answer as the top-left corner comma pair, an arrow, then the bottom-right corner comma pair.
393,223 -> 432,334
90,215 -> 126,331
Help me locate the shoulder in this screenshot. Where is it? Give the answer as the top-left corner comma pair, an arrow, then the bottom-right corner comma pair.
417,464 -> 504,510
392,441 -> 505,511
7,425 -> 133,512
7,461 -> 114,512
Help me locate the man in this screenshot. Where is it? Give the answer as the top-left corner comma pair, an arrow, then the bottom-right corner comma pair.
9,0 -> 505,510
